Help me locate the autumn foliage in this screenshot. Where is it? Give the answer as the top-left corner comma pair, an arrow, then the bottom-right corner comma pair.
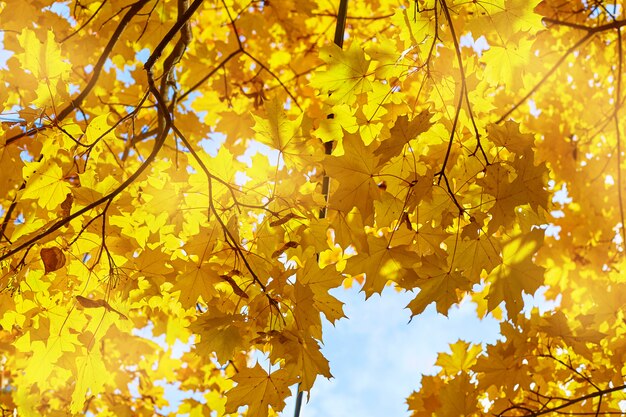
1,0 -> 626,416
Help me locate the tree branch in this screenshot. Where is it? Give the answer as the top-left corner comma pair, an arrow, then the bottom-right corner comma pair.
5,0 -> 151,146
497,384 -> 626,417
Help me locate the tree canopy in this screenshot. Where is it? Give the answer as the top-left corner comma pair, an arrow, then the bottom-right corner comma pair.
1,0 -> 625,416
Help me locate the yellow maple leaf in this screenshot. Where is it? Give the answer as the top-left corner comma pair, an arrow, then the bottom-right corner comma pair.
70,348 -> 110,413
296,258 -> 345,324
312,42 -> 372,105
20,160 -> 71,210
464,0 -> 544,40
478,163 -> 520,232
17,29 -> 70,79
172,260 -> 221,308
293,281 -> 322,336
486,229 -> 545,318
313,104 -> 358,144
407,256 -> 472,317
392,7 -> 434,49
344,234 -> 419,298
85,113 -> 114,143
438,372 -> 478,415
296,336 -> 332,393
452,235 -> 502,282
374,110 -> 433,163
252,98 -> 314,169
267,329 -> 332,394
436,340 -> 483,375
481,38 -> 533,90
493,0 -> 545,35
191,306 -> 245,362
323,134 -> 382,220
225,364 -> 291,417
487,121 -> 534,154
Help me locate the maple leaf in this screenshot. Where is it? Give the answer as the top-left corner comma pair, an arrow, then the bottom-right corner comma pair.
374,110 -> 432,163
472,322 -> 534,394
481,38 -> 534,90
70,348 -> 111,413
487,121 -> 534,154
438,372 -> 479,415
492,0 -> 545,35
20,160 -> 71,210
452,234 -> 502,282
486,229 -> 545,318
314,104 -> 358,144
312,42 -> 372,105
293,281 -> 322,335
412,221 -> 450,258
296,261 -> 346,325
323,134 -> 383,220
392,7 -> 434,48
344,234 -> 419,298
268,329 -> 332,394
85,113 -> 115,147
191,306 -> 246,362
464,0 -> 544,40
407,256 -> 472,317
373,190 -> 405,228
40,247 -> 66,273
172,260 -> 222,308
225,364 -> 292,417
330,208 -> 369,253
436,340 -> 483,376
478,162 -> 523,232
252,98 -> 314,169
510,151 -> 550,212
17,29 -> 70,79
22,330 -> 79,390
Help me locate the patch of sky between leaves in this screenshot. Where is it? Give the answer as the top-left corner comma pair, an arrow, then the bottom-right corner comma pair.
586,1 -> 622,19
130,323 -> 204,416
282,286 -> 490,417
459,32 -> 490,56
0,32 -> 13,70
45,2 -> 76,25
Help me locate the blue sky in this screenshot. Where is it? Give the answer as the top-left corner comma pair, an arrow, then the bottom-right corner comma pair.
281,286 -> 501,417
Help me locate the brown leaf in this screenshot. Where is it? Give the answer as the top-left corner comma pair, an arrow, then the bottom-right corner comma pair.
40,247 -> 66,273
75,295 -> 108,309
271,241 -> 299,258
75,295 -> 129,320
220,275 -> 249,299
60,193 -> 73,217
269,213 -> 303,227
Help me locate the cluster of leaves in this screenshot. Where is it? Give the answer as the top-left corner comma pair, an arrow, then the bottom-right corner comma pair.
0,0 -> 625,416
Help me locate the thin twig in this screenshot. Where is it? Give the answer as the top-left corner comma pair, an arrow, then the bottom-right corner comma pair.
497,19 -> 626,123
60,0 -> 108,43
